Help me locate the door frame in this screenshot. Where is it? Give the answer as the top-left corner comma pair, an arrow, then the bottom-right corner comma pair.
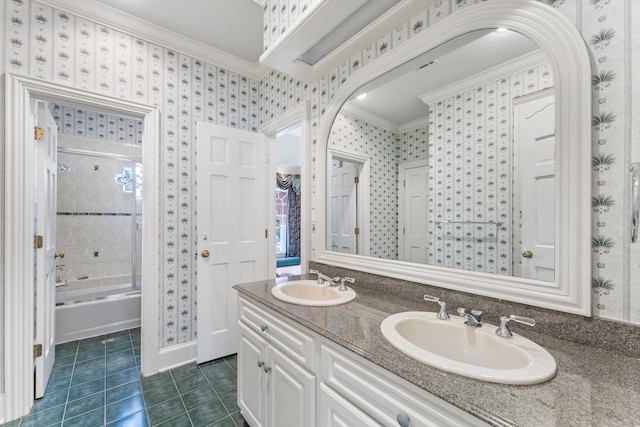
4,73 -> 161,420
260,102 -> 311,272
327,149 -> 371,257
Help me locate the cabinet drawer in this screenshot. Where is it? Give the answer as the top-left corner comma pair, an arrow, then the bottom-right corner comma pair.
320,342 -> 487,427
239,297 -> 315,369
318,382 -> 382,427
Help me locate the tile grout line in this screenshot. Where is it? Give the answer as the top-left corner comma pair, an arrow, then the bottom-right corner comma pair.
60,340 -> 80,426
169,370 -> 195,426
198,361 -> 238,425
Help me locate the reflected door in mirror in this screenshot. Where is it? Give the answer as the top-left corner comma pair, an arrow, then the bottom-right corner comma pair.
331,159 -> 358,254
515,91 -> 555,281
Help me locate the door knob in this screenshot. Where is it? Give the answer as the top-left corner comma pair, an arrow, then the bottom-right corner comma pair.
200,249 -> 210,258
54,252 -> 65,259
522,250 -> 533,258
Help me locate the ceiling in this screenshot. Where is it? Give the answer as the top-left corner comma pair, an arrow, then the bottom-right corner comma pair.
46,0 -> 265,63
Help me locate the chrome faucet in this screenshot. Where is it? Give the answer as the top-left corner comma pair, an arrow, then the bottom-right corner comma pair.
457,307 -> 483,327
423,294 -> 449,320
309,269 -> 339,285
338,277 -> 354,292
495,315 -> 536,338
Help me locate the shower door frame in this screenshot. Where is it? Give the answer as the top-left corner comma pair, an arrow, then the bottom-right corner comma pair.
4,73 -> 161,421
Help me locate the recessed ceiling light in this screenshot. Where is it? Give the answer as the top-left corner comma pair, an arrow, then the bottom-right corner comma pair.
356,93 -> 368,100
496,27 -> 509,33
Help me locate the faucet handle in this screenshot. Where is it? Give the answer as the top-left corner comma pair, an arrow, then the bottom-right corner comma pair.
423,294 -> 449,320
338,277 -> 354,291
495,315 -> 536,338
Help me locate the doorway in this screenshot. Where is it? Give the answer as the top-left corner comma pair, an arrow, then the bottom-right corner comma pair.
275,125 -> 302,277
53,103 -> 144,345
4,73 -> 161,420
260,102 -> 311,275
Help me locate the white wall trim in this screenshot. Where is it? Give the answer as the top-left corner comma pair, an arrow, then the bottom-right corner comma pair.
0,394 -> 5,425
327,149 -> 371,257
419,49 -> 548,106
36,0 -> 269,80
315,0 -> 592,316
3,73 -> 161,421
158,341 -> 197,372
260,102 -> 312,273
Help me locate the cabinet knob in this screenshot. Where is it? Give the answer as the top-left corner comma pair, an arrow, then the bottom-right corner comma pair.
397,413 -> 410,427
263,365 -> 271,374
257,360 -> 264,368
521,250 -> 533,258
260,324 -> 268,332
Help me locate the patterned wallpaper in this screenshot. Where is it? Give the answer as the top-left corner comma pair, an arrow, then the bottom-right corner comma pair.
262,0 -> 318,52
2,0 -> 261,348
0,0 -> 637,360
427,63 -> 553,275
260,0 -> 640,325
329,112 -> 398,259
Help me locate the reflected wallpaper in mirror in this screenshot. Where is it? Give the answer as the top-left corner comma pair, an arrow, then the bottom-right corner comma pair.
327,29 -> 556,281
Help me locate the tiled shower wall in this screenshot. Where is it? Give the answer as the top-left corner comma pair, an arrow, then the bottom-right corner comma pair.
53,105 -> 143,286
56,137 -> 141,285
260,0 -> 640,325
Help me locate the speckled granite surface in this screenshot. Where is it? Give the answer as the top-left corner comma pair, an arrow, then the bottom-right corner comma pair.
234,274 -> 640,427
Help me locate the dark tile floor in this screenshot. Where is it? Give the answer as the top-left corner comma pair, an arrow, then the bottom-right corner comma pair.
3,328 -> 248,427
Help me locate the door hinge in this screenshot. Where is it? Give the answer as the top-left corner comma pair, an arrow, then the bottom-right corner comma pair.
354,227 -> 360,236
35,127 -> 44,141
354,176 -> 359,184
34,235 -> 44,249
265,229 -> 268,238
34,344 -> 43,358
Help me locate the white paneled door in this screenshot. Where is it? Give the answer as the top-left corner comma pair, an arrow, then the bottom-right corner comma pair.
196,123 -> 269,363
399,160 -> 429,264
34,100 -> 58,398
515,90 -> 556,281
330,160 -> 358,254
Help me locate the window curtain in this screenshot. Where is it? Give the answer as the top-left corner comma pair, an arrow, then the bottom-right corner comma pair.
276,173 -> 301,258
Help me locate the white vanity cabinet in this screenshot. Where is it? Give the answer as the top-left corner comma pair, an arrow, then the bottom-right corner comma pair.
238,297 -> 316,427
237,295 -> 488,427
319,342 -> 489,427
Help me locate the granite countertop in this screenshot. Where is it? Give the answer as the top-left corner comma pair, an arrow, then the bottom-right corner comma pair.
234,275 -> 640,427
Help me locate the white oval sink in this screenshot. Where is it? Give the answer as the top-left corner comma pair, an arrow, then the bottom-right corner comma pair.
271,279 -> 356,306
381,311 -> 556,385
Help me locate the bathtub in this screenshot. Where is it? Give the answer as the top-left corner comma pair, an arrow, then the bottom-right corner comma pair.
55,280 -> 141,344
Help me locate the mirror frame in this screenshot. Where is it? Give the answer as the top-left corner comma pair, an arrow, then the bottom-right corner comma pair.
315,0 -> 592,315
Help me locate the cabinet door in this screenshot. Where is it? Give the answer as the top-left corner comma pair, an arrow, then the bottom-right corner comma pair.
318,382 -> 383,427
266,345 -> 316,427
238,323 -> 266,427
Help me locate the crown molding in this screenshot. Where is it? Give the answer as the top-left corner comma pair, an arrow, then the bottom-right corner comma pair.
341,102 -> 399,134
419,49 -> 548,106
35,0 -> 270,80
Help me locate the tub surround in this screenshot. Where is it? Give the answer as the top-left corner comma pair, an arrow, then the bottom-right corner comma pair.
235,272 -> 640,426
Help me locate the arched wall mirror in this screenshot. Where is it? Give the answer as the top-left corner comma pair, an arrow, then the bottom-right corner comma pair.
315,0 -> 593,315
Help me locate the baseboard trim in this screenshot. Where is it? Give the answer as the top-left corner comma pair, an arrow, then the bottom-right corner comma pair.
157,341 -> 197,372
